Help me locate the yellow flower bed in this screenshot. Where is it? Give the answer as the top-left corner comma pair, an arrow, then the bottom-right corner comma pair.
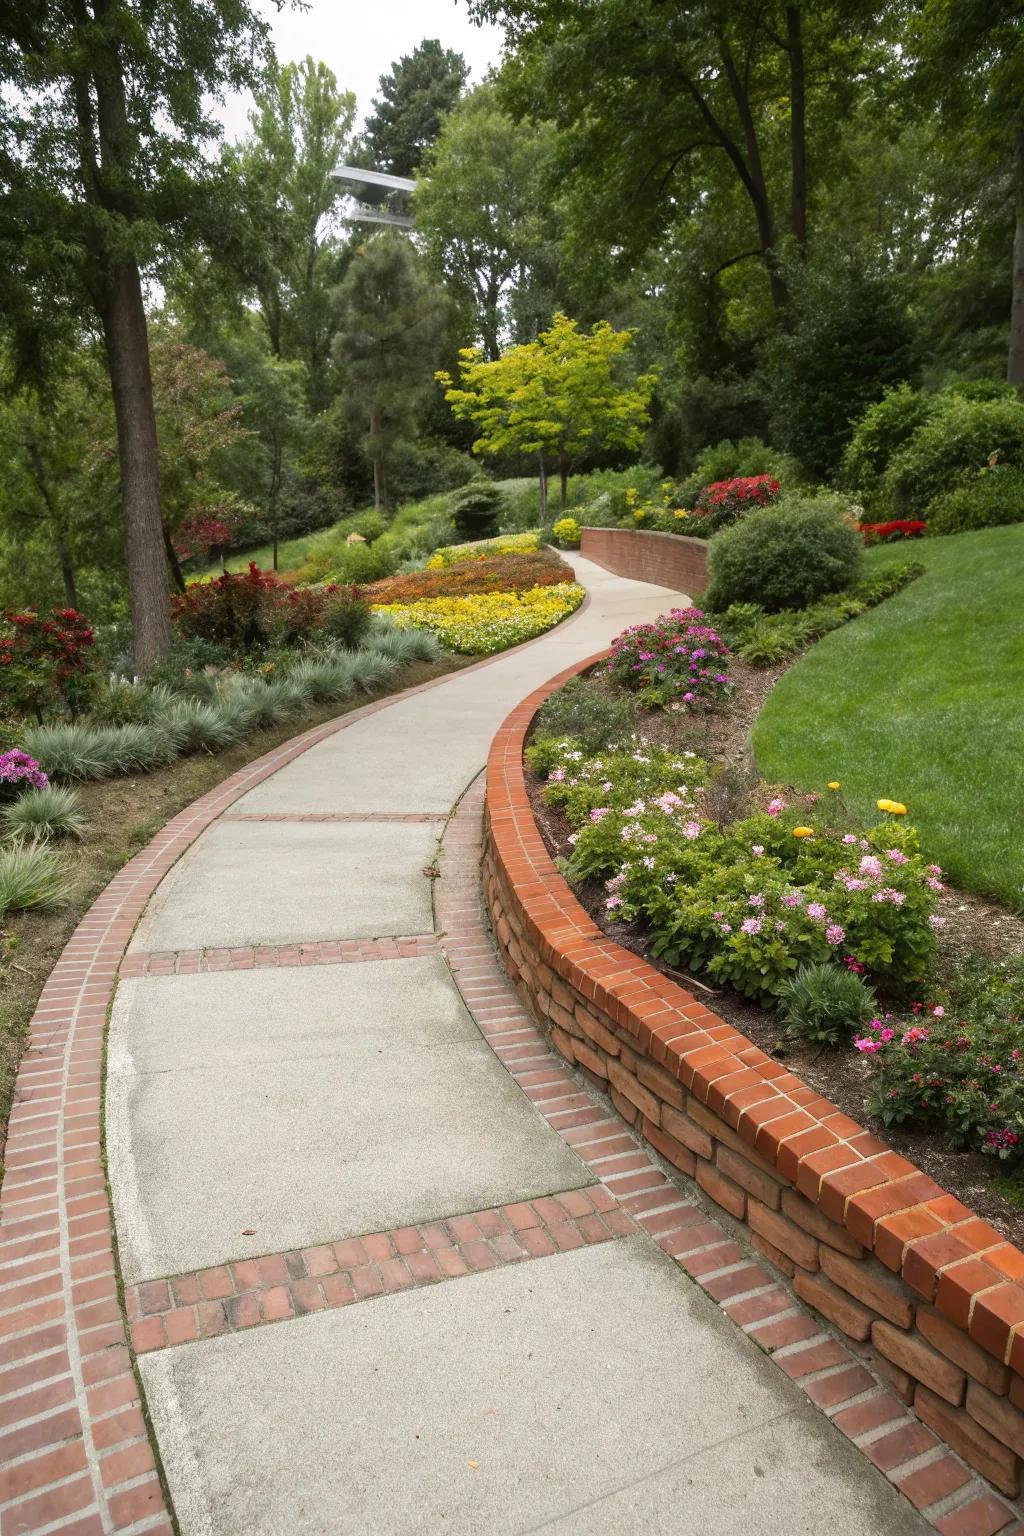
426,531 -> 540,568
372,581 -> 584,655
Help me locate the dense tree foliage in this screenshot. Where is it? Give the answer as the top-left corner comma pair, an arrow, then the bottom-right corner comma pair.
1,8 -> 1022,656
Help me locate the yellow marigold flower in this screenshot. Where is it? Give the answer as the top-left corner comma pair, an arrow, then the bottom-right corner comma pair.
888,802 -> 907,815
827,781 -> 840,790
792,826 -> 814,838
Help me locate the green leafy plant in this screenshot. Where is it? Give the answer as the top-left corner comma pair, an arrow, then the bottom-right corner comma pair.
450,482 -> 505,541
777,961 -> 877,1045
926,464 -> 1024,536
704,495 -> 864,614
534,678 -> 638,751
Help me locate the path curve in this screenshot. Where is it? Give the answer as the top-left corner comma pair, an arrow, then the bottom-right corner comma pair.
1,557 -> 932,1536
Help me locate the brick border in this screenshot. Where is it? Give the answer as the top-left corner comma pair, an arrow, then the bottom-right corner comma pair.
119,935 -> 439,977
580,525 -> 709,595
482,653 -> 1024,1523
0,606 -> 600,1536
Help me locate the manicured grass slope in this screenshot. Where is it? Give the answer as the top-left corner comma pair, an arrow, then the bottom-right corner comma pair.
753,526 -> 1024,908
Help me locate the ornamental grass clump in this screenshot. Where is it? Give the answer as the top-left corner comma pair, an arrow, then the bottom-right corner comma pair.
606,608 -> 731,709
2,785 -> 86,840
0,837 -> 76,914
778,960 -> 877,1045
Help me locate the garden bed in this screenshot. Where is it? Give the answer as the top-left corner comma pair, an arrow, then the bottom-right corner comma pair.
525,655 -> 1024,1245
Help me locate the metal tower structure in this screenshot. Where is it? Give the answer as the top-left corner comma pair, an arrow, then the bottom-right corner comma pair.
332,165 -> 416,229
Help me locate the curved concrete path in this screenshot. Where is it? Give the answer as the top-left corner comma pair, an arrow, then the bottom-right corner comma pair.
106,556 -> 928,1535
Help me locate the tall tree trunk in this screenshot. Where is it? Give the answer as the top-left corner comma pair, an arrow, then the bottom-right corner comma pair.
717,37 -> 788,310
1010,127 -> 1024,388
163,525 -> 186,595
270,432 -> 283,572
559,453 -> 569,509
537,453 -> 548,523
57,537 -> 78,610
369,407 -> 384,510
786,6 -> 807,248
26,442 -> 79,609
100,261 -> 171,670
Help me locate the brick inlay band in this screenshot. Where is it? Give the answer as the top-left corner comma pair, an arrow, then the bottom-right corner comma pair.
120,934 -> 439,978
221,811 -> 448,823
126,1188 -> 636,1354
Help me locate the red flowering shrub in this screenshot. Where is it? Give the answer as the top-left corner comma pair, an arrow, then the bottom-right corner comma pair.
361,551 -> 574,605
688,474 -> 780,537
0,608 -> 95,721
172,564 -> 368,651
859,519 -> 928,545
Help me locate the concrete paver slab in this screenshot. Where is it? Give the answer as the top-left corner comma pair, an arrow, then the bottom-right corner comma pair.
141,1236 -> 928,1536
128,818 -> 439,951
108,960 -> 588,1282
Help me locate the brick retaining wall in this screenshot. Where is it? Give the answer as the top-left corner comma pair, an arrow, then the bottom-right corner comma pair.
483,653 -> 1024,1503
579,527 -> 709,595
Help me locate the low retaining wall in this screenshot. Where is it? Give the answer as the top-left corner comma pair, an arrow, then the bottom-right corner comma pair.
483,654 -> 1024,1501
580,526 -> 709,596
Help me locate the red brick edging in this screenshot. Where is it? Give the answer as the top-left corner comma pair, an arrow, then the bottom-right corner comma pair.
482,651 -> 1024,1515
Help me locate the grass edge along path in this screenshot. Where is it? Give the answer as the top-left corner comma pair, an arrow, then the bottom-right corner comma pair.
753,524 -> 1024,910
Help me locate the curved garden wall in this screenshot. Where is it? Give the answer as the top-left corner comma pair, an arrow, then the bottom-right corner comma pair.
579,527 -> 709,595
483,653 -> 1024,1500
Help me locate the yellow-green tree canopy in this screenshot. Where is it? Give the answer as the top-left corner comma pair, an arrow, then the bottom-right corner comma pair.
438,314 -> 656,510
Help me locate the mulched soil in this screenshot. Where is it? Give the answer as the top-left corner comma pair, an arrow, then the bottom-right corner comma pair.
526,658 -> 1024,1246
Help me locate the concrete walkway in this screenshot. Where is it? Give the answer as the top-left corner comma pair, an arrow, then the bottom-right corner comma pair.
106,556 -> 927,1535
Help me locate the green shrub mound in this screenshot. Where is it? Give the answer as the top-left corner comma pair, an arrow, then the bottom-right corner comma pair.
778,961 -> 877,1046
451,482 -> 505,541
534,677 -> 638,752
925,465 -> 1024,536
677,437 -> 798,506
714,562 -> 921,665
705,495 -> 863,614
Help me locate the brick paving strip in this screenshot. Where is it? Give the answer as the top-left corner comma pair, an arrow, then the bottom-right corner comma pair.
125,1187 -> 638,1352
119,934 -> 439,977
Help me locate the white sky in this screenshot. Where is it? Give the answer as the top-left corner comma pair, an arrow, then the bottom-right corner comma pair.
216,0 -> 507,142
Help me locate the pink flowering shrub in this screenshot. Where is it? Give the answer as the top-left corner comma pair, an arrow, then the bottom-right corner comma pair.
527,724 -> 941,1005
0,748 -> 49,797
606,608 -> 732,710
862,957 -> 1024,1167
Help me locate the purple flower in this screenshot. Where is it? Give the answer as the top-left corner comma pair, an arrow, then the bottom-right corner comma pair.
806,902 -> 827,921
748,894 -> 765,909
826,923 -> 845,946
741,917 -> 762,935
0,749 -> 48,792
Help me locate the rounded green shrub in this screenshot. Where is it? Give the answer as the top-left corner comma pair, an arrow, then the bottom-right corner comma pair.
925,465 -> 1024,536
883,394 -> 1024,517
451,482 -> 505,542
704,495 -> 864,614
778,961 -> 877,1046
840,383 -> 934,502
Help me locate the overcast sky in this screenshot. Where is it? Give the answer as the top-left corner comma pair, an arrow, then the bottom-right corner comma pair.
216,0 -> 507,142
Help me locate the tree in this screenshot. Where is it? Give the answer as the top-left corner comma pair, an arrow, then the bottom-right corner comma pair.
416,86 -> 560,359
207,58 -> 356,404
0,0 -> 272,670
471,1 -> 890,316
358,39 -> 468,178
439,313 -> 656,514
333,234 -> 448,509
907,2 -> 1024,387
233,348 -> 308,571
0,350 -> 120,611
759,251 -> 917,479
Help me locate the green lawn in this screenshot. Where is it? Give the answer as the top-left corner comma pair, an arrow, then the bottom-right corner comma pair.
753,525 -> 1024,909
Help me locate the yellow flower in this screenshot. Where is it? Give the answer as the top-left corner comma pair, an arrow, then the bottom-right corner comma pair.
877,798 -> 908,815
827,781 -> 840,791
793,826 -> 814,838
